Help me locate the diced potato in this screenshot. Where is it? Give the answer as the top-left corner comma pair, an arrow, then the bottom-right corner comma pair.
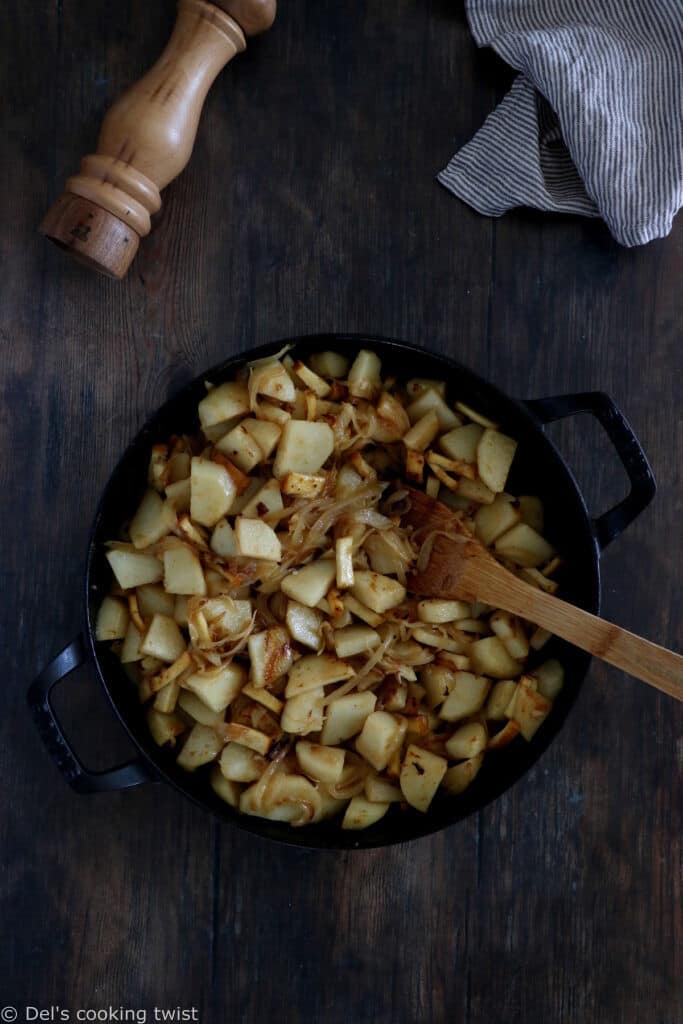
411,627 -> 465,654
437,651 -> 471,672
379,676 -> 408,711
240,479 -> 283,519
347,349 -> 382,399
281,687 -> 325,735
163,544 -> 206,596
140,614 -> 186,664
247,627 -> 293,687
490,611 -> 529,660
441,753 -> 484,795
518,494 -> 544,533
286,600 -> 323,650
210,765 -> 242,807
474,495 -> 521,546
292,360 -> 331,397
342,796 -> 389,830
256,402 -> 291,427
335,464 -> 364,497
174,595 -> 190,628
240,773 -> 321,825
198,380 -> 250,430
153,679 -> 180,713
469,636 -> 521,679
242,418 -> 281,459
203,597 -> 252,638
485,679 -> 518,721
120,621 -> 144,663
129,489 -> 176,549
285,652 -> 354,697
165,478 -> 191,513
296,741 -> 345,784
406,389 -> 459,430
234,516 -> 282,562
147,708 -> 186,747
365,775 -> 403,803
333,624 -> 380,659
532,659 -> 565,700
309,350 -> 350,379
373,391 -> 411,443
445,722 -> 487,760
457,478 -> 496,504
212,455 -> 251,497
321,752 -> 369,799
273,420 -> 334,478
402,410 -> 440,452
355,711 -> 403,772
400,745 -> 447,812
136,584 -> 176,619
183,662 -> 246,712
177,690 -> 225,727
363,533 -> 405,576
176,723 -> 221,770
494,523 -> 555,568
417,599 -> 471,624
476,428 -> 517,493
190,458 -> 236,528
335,536 -> 355,588
222,723 -> 272,755
508,677 -> 552,740
106,549 -> 163,590
244,682 -> 284,714
210,518 -> 238,557
321,691 -> 377,745
95,596 -> 129,641
216,422 -> 262,472
351,572 -> 406,615
439,423 -> 484,464
250,360 -> 296,405
281,558 -> 336,607
420,663 -> 457,708
440,672 -> 491,721
219,742 -> 266,783
343,592 -> 383,627
281,472 -> 326,497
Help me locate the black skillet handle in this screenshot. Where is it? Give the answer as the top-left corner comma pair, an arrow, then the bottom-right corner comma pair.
525,392 -> 656,550
27,636 -> 156,793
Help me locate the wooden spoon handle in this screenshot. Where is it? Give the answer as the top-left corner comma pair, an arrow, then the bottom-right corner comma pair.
39,0 -> 276,278
481,569 -> 683,702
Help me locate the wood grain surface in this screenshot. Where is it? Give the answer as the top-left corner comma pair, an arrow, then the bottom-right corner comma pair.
1,1 -> 681,1021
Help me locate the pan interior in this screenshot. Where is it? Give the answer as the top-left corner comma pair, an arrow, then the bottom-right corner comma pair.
85,335 -> 600,849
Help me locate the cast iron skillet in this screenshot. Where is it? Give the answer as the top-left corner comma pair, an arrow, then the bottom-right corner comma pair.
27,334 -> 656,849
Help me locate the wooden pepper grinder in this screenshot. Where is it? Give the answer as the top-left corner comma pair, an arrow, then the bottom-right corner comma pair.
40,0 -> 276,278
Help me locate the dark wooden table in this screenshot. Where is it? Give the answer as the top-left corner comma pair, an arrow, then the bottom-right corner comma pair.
2,2 -> 682,1021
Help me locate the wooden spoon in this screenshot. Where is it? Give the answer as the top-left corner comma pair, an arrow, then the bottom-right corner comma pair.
403,488 -> 683,702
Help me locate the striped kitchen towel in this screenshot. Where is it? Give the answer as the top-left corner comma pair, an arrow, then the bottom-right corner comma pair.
439,1 -> 683,246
